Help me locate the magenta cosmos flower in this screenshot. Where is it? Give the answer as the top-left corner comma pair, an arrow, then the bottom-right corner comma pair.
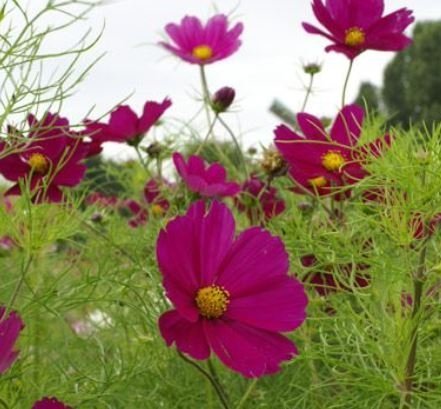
84,98 -> 171,152
274,104 -> 390,198
236,175 -> 285,224
0,307 -> 24,374
32,397 -> 72,409
158,200 -> 308,378
173,153 -> 240,198
144,178 -> 170,217
303,0 -> 414,59
0,113 -> 88,203
160,14 -> 243,65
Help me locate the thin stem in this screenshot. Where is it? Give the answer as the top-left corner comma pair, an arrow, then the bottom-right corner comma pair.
134,146 -> 148,172
300,74 -> 315,112
178,352 -> 231,409
199,65 -> 214,138
341,59 -> 354,108
195,115 -> 218,155
208,359 -> 230,405
6,254 -> 33,314
236,379 -> 258,409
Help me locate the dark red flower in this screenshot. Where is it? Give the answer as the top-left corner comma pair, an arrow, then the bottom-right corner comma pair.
0,307 -> 24,374
144,179 -> 170,217
303,0 -> 414,59
0,113 -> 88,203
235,176 -> 285,224
411,213 -> 441,240
32,397 -> 72,409
122,199 -> 148,228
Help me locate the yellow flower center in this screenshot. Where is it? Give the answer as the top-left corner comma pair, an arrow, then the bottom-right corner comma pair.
195,285 -> 230,319
28,153 -> 49,174
192,45 -> 213,61
344,27 -> 366,47
151,203 -> 166,217
321,151 -> 345,172
309,176 -> 328,188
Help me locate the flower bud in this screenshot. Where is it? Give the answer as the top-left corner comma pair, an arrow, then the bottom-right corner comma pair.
145,142 -> 163,158
211,87 -> 235,113
261,147 -> 287,177
303,63 -> 321,75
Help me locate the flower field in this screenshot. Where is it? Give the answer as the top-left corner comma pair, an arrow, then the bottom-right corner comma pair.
0,1 -> 440,408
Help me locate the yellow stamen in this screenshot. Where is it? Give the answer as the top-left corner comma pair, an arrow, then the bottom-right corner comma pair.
322,151 -> 345,172
151,204 -> 166,217
192,45 -> 213,61
344,27 -> 365,47
309,176 -> 327,188
195,285 -> 230,319
28,153 -> 49,174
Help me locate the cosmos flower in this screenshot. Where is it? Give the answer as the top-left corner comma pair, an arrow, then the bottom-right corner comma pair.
0,307 -> 24,374
122,199 -> 148,228
173,153 -> 240,198
32,397 -> 72,409
303,0 -> 414,59
158,200 -> 308,378
411,213 -> 441,240
160,14 -> 243,65
144,179 -> 170,217
274,104 -> 390,198
235,175 -> 286,224
83,98 -> 171,150
0,113 -> 88,203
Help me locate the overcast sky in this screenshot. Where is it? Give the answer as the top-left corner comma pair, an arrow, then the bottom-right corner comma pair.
58,0 -> 441,157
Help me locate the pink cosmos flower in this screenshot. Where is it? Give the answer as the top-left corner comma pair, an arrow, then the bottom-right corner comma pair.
83,98 -> 171,151
0,113 -> 88,203
158,200 -> 308,378
411,213 -> 441,240
0,307 -> 24,374
173,153 -> 240,198
235,175 -> 285,224
160,14 -> 243,65
274,104 -> 390,198
303,0 -> 414,59
32,397 -> 72,409
86,192 -> 119,208
122,199 -> 148,228
144,179 -> 170,217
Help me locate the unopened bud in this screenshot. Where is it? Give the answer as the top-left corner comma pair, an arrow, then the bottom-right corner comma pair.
211,87 -> 235,113
303,63 -> 321,75
261,148 -> 287,177
145,142 -> 163,158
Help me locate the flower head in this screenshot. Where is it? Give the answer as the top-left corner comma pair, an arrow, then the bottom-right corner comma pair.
160,15 -> 243,65
83,98 -> 171,150
303,0 -> 414,59
157,200 -> 308,377
144,179 -> 170,217
173,153 -> 240,198
0,307 -> 24,374
122,199 -> 148,228
274,104 -> 391,198
32,397 -> 72,409
0,113 -> 88,203
211,87 -> 236,113
235,175 -> 286,223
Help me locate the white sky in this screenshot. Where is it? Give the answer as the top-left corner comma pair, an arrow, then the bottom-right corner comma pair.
56,0 -> 441,157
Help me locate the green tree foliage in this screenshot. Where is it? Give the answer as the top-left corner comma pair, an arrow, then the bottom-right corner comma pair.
382,21 -> 441,128
354,81 -> 381,113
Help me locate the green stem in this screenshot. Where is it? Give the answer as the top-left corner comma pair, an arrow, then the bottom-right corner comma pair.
235,379 -> 258,409
6,254 -> 33,314
199,65 -> 214,137
301,74 -> 315,112
178,352 -> 231,409
341,59 -> 354,107
195,115 -> 218,155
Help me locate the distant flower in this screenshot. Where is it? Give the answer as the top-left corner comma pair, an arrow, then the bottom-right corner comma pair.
235,175 -> 285,223
301,255 -> 370,297
0,236 -> 15,253
86,192 -> 118,208
122,199 -> 148,228
411,213 -> 441,240
160,14 -> 243,65
211,87 -> 236,113
144,179 -> 170,217
274,104 -> 391,198
0,113 -> 88,203
32,397 -> 72,409
0,307 -> 24,374
158,200 -> 308,378
303,0 -> 414,59
173,153 -> 240,198
83,98 -> 171,150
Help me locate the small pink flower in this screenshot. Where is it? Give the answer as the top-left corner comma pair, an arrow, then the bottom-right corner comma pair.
303,0 -> 414,59
32,397 -> 72,409
235,175 -> 285,223
0,113 -> 88,203
158,200 -> 308,378
122,199 -> 148,228
0,307 -> 24,374
86,192 -> 119,208
160,14 -> 243,65
144,179 -> 170,216
173,153 -> 240,198
83,98 -> 171,150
